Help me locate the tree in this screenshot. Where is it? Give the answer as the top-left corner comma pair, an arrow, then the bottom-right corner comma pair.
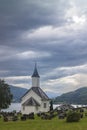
0,79 -> 13,110
50,100 -> 53,111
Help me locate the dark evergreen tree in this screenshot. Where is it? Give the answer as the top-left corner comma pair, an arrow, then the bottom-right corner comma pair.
50,100 -> 53,111
0,79 -> 13,110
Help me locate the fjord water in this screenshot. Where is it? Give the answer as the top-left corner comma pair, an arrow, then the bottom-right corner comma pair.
1,103 -> 86,112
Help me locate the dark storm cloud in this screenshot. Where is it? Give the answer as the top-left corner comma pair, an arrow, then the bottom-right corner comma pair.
0,0 -> 70,42
0,0 -> 87,93
27,34 -> 87,67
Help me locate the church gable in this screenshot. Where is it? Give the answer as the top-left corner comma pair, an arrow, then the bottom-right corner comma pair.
21,89 -> 41,104
22,87 -> 49,101
22,97 -> 40,106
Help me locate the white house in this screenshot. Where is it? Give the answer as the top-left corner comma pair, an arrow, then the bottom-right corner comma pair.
21,64 -> 50,114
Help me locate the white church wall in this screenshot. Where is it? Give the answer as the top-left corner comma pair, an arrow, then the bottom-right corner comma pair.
21,90 -> 50,114
21,102 -> 50,114
21,90 -> 43,114
40,101 -> 50,112
21,90 -> 41,105
21,106 -> 35,114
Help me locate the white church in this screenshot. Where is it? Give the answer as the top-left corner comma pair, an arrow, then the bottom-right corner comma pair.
21,64 -> 50,114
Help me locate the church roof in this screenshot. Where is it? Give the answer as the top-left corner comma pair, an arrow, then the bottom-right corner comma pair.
31,87 -> 49,100
32,63 -> 40,77
22,87 -> 50,100
22,97 -> 40,106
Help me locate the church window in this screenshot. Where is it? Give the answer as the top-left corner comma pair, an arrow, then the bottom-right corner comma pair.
36,106 -> 38,111
44,103 -> 46,108
23,106 -> 25,111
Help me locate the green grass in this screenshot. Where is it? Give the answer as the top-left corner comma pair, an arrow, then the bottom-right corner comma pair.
0,116 -> 87,130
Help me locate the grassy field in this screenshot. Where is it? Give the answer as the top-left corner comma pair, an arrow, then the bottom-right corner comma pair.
0,115 -> 87,130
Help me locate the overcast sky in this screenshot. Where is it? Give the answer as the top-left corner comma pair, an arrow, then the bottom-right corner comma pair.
0,0 -> 87,95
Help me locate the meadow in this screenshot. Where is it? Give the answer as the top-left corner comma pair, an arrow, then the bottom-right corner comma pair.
0,115 -> 87,130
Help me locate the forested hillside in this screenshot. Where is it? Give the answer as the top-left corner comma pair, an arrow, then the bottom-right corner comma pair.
54,87 -> 87,105
10,86 -> 28,102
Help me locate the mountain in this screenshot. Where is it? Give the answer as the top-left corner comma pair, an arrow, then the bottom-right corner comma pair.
9,86 -> 58,102
45,91 -> 60,98
10,85 -> 28,102
54,87 -> 87,105
10,86 -> 87,104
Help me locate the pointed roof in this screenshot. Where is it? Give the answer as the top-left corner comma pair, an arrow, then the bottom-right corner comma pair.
22,87 -> 50,100
31,87 -> 49,100
32,63 -> 40,77
22,97 -> 40,106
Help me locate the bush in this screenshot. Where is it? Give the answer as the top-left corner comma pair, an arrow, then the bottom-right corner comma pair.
66,112 -> 80,122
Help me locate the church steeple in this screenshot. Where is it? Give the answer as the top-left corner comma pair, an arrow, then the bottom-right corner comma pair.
32,63 -> 40,87
32,63 -> 40,78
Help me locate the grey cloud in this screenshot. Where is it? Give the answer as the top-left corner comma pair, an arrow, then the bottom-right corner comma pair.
0,0 -> 87,94
0,0 -> 70,42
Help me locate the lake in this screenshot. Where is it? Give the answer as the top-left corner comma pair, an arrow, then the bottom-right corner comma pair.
1,103 -> 86,112
1,103 -> 21,112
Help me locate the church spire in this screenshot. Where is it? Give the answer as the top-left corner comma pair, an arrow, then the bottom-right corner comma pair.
32,63 -> 40,87
32,63 -> 40,77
